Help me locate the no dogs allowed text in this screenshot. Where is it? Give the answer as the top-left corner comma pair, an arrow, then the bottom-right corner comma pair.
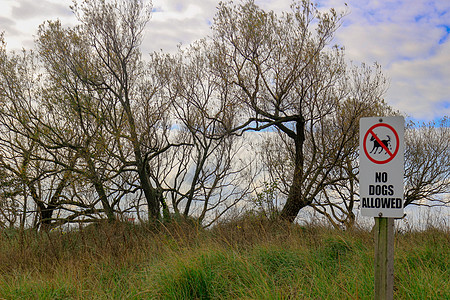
359,116 -> 404,218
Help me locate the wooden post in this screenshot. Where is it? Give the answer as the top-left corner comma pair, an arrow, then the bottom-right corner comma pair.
374,217 -> 394,300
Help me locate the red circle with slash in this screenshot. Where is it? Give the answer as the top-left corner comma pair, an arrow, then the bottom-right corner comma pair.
363,123 -> 400,164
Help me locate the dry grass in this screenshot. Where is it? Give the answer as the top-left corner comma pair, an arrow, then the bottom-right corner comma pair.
0,216 -> 448,299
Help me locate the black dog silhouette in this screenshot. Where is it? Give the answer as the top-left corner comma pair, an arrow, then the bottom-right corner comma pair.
369,135 -> 391,154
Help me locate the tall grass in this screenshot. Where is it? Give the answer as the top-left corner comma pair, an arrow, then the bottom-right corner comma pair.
0,217 -> 448,299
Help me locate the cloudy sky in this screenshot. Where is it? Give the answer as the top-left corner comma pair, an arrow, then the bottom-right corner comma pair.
1,0 -> 449,122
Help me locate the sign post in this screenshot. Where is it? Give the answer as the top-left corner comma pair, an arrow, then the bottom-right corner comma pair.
374,217 -> 394,300
360,116 -> 404,300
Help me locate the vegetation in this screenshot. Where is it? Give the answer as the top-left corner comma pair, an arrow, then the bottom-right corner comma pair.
0,0 -> 448,231
0,218 -> 448,299
0,1 -> 447,297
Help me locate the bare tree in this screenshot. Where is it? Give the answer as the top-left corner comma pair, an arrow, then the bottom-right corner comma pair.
49,0 -> 173,220
153,42 -> 254,225
404,117 -> 450,207
307,92 -> 396,229
210,0 -> 388,222
294,112 -> 449,229
0,166 -> 22,229
0,38 -> 84,229
310,117 -> 449,229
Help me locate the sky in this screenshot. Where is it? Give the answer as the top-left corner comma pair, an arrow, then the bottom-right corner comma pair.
0,0 -> 449,122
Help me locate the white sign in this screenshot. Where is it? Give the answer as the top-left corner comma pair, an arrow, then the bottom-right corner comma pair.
359,116 -> 404,218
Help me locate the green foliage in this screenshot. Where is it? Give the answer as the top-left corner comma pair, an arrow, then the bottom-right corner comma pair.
313,236 -> 352,264
253,181 -> 282,219
394,228 -> 450,299
0,219 -> 447,299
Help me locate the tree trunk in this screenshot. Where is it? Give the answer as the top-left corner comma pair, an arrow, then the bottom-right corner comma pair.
40,203 -> 57,231
136,156 -> 160,221
280,117 -> 307,222
122,95 -> 161,221
84,153 -> 115,222
91,175 -> 116,222
280,165 -> 310,222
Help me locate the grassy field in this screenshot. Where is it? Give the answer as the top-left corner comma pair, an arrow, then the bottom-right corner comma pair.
0,217 -> 448,299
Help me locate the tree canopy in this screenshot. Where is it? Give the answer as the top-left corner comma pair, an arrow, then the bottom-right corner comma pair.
0,0 -> 448,230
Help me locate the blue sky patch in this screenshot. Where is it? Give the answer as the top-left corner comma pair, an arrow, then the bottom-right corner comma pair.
152,7 -> 163,13
438,25 -> 450,44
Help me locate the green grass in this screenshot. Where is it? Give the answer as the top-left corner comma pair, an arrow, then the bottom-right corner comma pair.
0,218 -> 448,299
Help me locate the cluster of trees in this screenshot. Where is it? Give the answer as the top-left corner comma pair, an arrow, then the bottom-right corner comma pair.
0,0 -> 448,231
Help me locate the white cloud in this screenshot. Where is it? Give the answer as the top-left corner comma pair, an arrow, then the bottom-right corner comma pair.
10,0 -> 71,20
336,23 -> 442,66
143,0 -> 217,53
1,0 -> 448,120
0,0 -> 75,50
323,0 -> 450,120
387,40 -> 450,119
0,16 -> 18,35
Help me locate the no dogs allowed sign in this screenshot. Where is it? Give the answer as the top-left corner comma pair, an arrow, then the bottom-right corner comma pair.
359,116 -> 404,218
